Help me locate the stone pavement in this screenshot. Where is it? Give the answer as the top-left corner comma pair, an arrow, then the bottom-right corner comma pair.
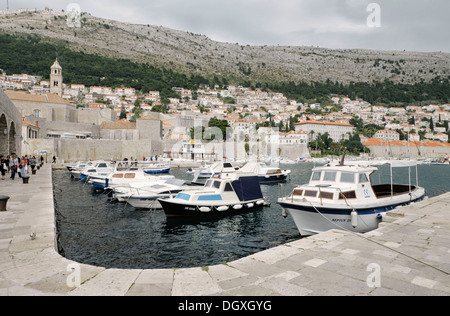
0,164 -> 449,296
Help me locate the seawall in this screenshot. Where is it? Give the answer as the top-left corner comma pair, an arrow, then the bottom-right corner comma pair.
0,165 -> 449,296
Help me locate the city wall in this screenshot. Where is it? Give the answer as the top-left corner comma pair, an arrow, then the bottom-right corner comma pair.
23,138 -> 163,162
0,89 -> 21,156
367,144 -> 450,159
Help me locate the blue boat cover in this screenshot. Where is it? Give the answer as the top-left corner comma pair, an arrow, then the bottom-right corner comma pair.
232,176 -> 263,202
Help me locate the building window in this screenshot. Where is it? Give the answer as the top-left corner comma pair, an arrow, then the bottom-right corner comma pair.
34,110 -> 40,118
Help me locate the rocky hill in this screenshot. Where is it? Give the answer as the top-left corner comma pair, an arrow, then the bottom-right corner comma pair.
0,9 -> 449,84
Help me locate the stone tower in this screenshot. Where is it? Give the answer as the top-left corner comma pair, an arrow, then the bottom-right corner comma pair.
50,58 -> 63,97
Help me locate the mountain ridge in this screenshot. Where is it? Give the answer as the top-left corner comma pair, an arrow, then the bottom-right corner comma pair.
0,9 -> 449,85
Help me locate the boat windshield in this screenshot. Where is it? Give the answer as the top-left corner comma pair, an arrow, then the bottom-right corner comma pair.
359,173 -> 369,183
224,182 -> 234,192
323,171 -> 337,182
340,172 -> 355,183
203,180 -> 221,189
205,180 -> 213,188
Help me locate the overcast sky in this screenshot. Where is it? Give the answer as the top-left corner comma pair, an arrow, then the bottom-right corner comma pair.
7,0 -> 450,53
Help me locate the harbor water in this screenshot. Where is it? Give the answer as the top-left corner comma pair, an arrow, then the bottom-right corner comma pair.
53,163 -> 449,270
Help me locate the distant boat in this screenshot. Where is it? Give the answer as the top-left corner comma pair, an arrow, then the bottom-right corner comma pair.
158,174 -> 267,217
79,161 -> 115,182
143,163 -> 171,174
278,160 -> 426,236
121,178 -> 198,209
67,161 -> 94,179
238,162 -> 291,184
187,161 -> 235,178
91,169 -> 174,191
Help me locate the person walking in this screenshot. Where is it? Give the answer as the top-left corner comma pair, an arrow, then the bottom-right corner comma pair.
6,155 -> 10,173
9,154 -> 19,180
0,155 -> 6,180
21,156 -> 28,178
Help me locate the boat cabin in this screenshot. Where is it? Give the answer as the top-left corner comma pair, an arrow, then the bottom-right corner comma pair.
175,175 -> 263,204
291,162 -> 419,204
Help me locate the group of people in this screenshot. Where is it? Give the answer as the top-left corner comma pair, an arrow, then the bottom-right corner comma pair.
0,154 -> 43,180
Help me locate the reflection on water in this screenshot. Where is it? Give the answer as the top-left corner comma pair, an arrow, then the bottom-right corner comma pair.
53,163 -> 449,269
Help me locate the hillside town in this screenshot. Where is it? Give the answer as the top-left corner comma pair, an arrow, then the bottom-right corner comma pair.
1,59 -> 449,163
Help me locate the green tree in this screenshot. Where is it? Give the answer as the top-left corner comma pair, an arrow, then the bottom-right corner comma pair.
119,106 -> 127,120
208,118 -> 231,141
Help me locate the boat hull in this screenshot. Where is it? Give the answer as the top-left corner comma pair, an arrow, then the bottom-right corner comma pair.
127,197 -> 164,209
159,199 -> 264,218
279,193 -> 426,236
258,173 -> 288,184
144,168 -> 171,174
70,171 -> 81,179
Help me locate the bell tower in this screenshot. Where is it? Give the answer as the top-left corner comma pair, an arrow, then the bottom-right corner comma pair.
50,58 -> 63,96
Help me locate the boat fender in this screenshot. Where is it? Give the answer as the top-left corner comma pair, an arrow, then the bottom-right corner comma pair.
377,213 -> 383,220
281,208 -> 288,218
216,206 -> 229,212
256,200 -> 264,205
246,203 -> 254,208
199,207 -> 211,213
233,204 -> 243,210
351,210 -> 358,228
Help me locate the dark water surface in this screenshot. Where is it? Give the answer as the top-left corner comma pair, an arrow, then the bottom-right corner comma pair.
53,163 -> 449,269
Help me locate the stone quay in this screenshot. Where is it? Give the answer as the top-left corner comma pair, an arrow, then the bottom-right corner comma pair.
1,164 -> 449,296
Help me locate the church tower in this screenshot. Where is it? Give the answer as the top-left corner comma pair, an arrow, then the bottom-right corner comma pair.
50,58 -> 63,97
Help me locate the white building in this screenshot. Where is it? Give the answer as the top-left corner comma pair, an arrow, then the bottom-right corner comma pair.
374,129 -> 400,141
114,87 -> 136,97
279,130 -> 308,145
295,120 -> 354,142
90,86 -> 113,95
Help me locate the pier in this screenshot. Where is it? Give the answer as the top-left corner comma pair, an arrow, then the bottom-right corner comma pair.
0,164 -> 449,296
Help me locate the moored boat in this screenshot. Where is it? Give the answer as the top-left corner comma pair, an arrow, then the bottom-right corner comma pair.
158,174 -> 267,217
238,162 -> 291,184
143,163 -> 171,174
278,160 -> 426,236
91,169 -> 174,191
67,161 -> 94,179
123,179 -> 198,209
79,161 -> 115,182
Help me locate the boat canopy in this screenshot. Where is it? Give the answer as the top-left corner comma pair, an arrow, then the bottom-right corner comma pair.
342,160 -> 418,168
231,176 -> 263,202
238,162 -> 279,174
238,162 -> 262,174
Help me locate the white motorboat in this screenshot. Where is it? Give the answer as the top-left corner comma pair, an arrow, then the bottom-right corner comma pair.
120,178 -> 198,209
67,161 -> 94,179
158,174 -> 268,217
79,161 -> 115,182
187,161 -> 223,179
91,169 -> 174,191
238,162 -> 291,184
143,163 -> 171,174
278,160 -> 426,236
